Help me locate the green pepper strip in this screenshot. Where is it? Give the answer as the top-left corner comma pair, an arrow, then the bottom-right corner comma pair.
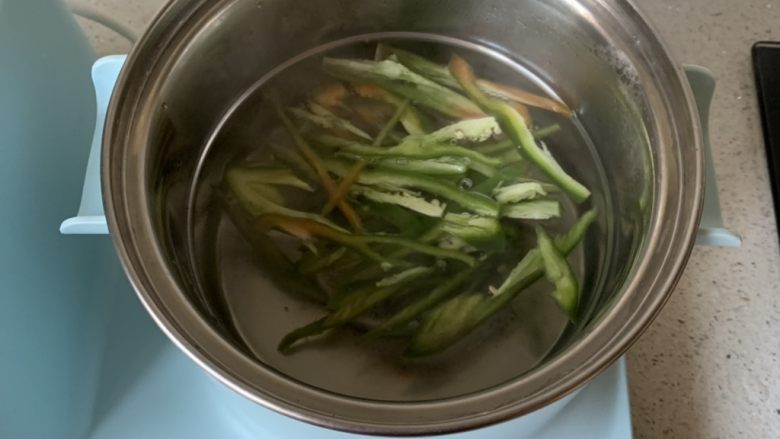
313,133 -> 501,172
405,209 -> 597,357
217,191 -> 327,303
361,235 -> 474,266
374,99 -> 410,146
351,84 -> 430,135
537,226 -> 579,321
533,124 -> 563,139
382,45 -> 572,116
279,266 -> 434,352
257,214 -> 392,266
278,318 -> 328,352
474,125 -> 561,156
449,56 -> 590,202
298,246 -> 348,274
269,143 -> 319,184
471,165 -> 529,195
322,58 -> 483,119
404,293 -> 487,358
322,160 -> 366,215
367,266 -> 477,337
269,93 -> 365,232
340,223 -> 443,287
367,156 -> 468,176
257,214 -> 475,267
324,158 -> 500,217
327,266 -> 436,313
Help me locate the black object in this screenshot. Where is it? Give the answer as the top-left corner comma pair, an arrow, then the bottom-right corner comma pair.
753,42 -> 780,231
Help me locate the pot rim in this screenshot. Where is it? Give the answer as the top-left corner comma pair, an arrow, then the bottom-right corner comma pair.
102,0 -> 704,435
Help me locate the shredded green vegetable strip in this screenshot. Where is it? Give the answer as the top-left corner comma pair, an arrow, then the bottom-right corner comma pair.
322,160 -> 367,215
367,266 -> 477,337
537,226 -> 580,321
222,44 -> 597,359
380,44 -> 569,116
270,93 -> 366,232
279,265 -> 437,351
257,214 -> 475,267
323,158 -> 500,217
374,98 -> 410,146
449,56 -> 591,202
405,209 -> 597,357
217,191 -> 327,303
310,133 -> 502,176
322,57 -> 483,119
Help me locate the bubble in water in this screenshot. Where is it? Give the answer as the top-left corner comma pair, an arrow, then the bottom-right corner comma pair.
458,178 -> 473,190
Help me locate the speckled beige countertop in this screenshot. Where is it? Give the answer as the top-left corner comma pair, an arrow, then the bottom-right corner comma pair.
625,1 -> 780,438
73,0 -> 780,437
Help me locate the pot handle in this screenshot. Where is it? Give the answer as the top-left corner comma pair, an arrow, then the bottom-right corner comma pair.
684,65 -> 742,247
60,55 -> 125,235
58,58 -> 742,247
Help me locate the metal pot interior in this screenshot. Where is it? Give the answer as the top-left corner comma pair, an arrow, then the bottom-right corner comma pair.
104,0 -> 700,433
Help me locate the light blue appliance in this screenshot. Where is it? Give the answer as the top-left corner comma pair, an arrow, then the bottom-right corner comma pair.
0,1 -> 99,438
0,1 -> 738,438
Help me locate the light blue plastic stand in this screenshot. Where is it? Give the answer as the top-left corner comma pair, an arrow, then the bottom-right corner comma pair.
47,54 -> 742,438
0,26 -> 732,435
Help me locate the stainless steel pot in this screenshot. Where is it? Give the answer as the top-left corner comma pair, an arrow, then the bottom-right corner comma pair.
103,0 -> 703,435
